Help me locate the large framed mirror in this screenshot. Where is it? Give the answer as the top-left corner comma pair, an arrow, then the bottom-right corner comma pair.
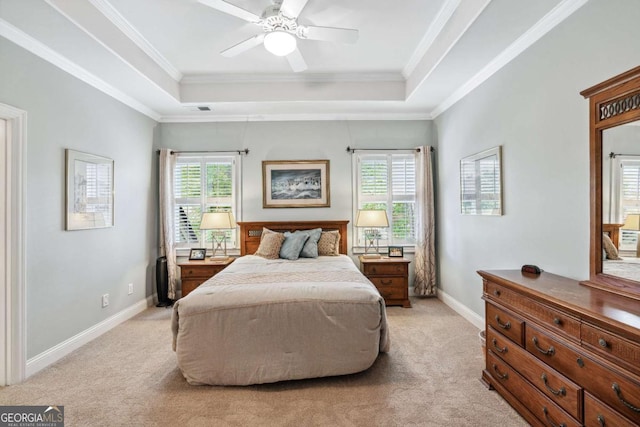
581,66 -> 640,299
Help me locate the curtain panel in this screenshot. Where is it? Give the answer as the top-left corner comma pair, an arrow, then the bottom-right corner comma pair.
159,148 -> 178,299
413,145 -> 437,296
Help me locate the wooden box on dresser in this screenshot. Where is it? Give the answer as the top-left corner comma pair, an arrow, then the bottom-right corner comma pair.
478,270 -> 640,427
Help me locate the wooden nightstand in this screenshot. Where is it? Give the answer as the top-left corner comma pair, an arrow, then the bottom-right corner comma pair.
359,256 -> 411,308
178,257 -> 234,297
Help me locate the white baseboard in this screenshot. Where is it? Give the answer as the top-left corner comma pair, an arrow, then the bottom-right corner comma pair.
26,296 -> 154,378
437,289 -> 484,330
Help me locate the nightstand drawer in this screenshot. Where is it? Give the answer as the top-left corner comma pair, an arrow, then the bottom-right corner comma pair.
368,277 -> 405,299
362,262 -> 407,276
178,258 -> 234,297
180,266 -> 215,278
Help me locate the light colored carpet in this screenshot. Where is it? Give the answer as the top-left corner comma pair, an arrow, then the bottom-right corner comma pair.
0,298 -> 526,426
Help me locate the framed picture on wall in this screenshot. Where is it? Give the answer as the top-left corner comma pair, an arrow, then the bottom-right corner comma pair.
460,146 -> 503,216
65,149 -> 114,230
262,160 -> 330,208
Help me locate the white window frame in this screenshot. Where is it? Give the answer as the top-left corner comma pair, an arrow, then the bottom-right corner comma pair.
614,158 -> 640,251
352,150 -> 417,252
173,153 -> 242,254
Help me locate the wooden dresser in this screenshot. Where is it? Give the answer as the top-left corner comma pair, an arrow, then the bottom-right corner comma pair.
479,270 -> 640,427
178,258 -> 234,297
359,257 -> 411,307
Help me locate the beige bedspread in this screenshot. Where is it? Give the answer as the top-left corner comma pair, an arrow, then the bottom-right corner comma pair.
171,255 -> 389,385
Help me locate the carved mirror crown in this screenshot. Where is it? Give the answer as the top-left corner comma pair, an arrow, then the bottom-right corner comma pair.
581,65 -> 640,299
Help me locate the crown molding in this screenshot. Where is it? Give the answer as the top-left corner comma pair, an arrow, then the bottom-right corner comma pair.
159,111 -> 433,123
88,0 -> 183,81
403,0 -> 460,78
180,72 -> 405,85
431,0 -> 589,118
0,19 -> 161,121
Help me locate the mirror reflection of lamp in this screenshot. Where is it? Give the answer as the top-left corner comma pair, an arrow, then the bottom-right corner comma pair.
622,213 -> 640,257
356,209 -> 389,259
200,212 -> 236,260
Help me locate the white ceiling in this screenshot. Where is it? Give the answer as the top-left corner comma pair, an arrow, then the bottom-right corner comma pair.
0,0 -> 588,122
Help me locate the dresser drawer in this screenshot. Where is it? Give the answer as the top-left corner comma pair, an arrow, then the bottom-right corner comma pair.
487,351 -> 581,427
584,392 -> 637,427
487,327 -> 582,420
361,262 -> 407,276
526,324 -> 640,424
486,303 -> 524,346
582,323 -> 640,375
485,280 -> 580,342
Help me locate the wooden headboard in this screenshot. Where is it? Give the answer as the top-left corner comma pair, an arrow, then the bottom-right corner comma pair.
237,220 -> 349,256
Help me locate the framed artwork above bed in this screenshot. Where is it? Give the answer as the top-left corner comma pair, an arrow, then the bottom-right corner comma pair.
262,160 -> 330,208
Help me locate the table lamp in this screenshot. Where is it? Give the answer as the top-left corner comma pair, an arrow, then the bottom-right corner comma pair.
356,209 -> 389,258
200,212 -> 236,259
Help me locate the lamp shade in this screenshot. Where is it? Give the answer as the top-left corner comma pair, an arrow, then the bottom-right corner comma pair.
623,213 -> 640,231
355,210 -> 389,228
200,212 -> 236,230
263,31 -> 296,56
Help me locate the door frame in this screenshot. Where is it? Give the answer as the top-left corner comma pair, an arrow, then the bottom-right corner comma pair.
0,102 -> 27,385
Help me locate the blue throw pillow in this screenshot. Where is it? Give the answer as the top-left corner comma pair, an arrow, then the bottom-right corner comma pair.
280,231 -> 310,260
299,228 -> 322,258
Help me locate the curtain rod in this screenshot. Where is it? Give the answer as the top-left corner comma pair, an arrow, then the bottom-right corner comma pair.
346,146 -> 433,153
156,149 -> 249,155
610,152 -> 640,158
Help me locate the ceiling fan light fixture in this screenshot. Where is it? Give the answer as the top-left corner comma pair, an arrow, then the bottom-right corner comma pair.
263,30 -> 296,56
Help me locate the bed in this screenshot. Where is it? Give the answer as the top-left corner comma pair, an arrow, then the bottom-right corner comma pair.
171,220 -> 389,386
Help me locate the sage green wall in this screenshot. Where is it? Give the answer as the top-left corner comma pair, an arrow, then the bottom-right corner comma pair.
0,38 -> 157,358
434,0 -> 640,316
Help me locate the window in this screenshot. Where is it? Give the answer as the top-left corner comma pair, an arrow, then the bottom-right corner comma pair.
353,151 -> 417,248
173,154 -> 241,250
618,160 -> 640,251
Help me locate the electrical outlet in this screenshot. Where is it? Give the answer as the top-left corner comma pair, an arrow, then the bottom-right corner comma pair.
102,294 -> 109,308
128,283 -> 133,295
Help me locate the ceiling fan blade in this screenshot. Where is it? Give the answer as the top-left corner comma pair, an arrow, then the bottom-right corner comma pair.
220,34 -> 265,57
198,0 -> 260,22
286,48 -> 307,72
303,26 -> 359,44
280,0 -> 310,18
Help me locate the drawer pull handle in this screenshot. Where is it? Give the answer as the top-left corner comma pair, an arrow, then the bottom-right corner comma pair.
493,289 -> 501,297
541,373 -> 566,396
598,338 -> 608,348
553,317 -> 562,325
612,383 -> 640,412
494,315 -> 511,330
492,363 -> 508,380
542,407 -> 566,427
532,337 -> 555,356
576,357 -> 585,368
491,338 -> 508,354
597,415 -> 605,427
380,279 -> 393,285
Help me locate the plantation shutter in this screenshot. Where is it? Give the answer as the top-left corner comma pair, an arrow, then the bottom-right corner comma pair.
621,161 -> 640,218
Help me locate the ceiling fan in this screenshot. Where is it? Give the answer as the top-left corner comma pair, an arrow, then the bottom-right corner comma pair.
198,0 -> 359,72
